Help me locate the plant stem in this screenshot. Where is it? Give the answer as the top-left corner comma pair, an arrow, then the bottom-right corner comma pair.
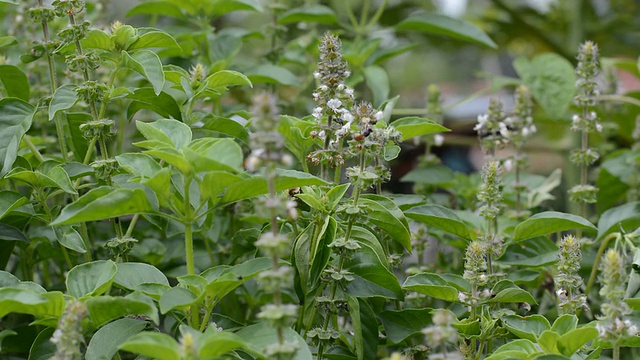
184,177 -> 195,276
585,232 -> 619,297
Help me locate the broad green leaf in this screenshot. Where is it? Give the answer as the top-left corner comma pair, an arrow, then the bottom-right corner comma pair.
66,260 -> 117,298
514,54 -> 575,118
364,65 -> 389,107
490,280 -> 537,304
119,332 -> 181,360
488,339 -> 539,357
52,186 -> 155,225
278,5 -> 336,24
200,115 -> 249,143
498,237 -> 559,268
0,36 -> 17,48
550,314 -> 578,335
503,315 -> 551,342
401,164 -> 455,185
45,165 -> 77,194
0,329 -> 16,352
403,273 -> 459,302
56,226 -> 87,253
0,288 -> 47,318
534,355 -> 571,360
128,31 -> 182,52
346,239 -> 404,299
221,170 -> 329,204
6,167 -> 76,195
556,327 -> 598,356
143,148 -> 192,175
126,89 -> 182,121
116,153 -> 161,178
81,29 -> 111,51
360,195 -> 411,251
368,44 -> 417,66
0,224 -> 29,243
378,308 -> 433,344
200,172 -> 244,201
63,162 -> 94,179
198,331 -> 253,359
114,262 -> 169,290
200,258 -> 272,308
121,50 -> 165,95
0,191 -> 28,220
125,1 -> 185,19
0,98 -> 36,177
86,293 -> 158,326
236,322 -> 311,360
405,204 -> 472,240
537,330 -> 560,354
597,202 -> 640,240
66,112 -> 91,162
86,318 -> 147,360
203,70 -> 252,89
136,118 -> 192,150
184,138 -> 243,173
159,287 -> 197,314
347,296 -> 378,360
392,117 -> 449,140
202,0 -> 263,16
48,84 -> 77,121
28,328 -> 56,360
246,64 -> 297,86
396,12 -> 497,48
513,211 -> 596,241
0,65 -> 29,101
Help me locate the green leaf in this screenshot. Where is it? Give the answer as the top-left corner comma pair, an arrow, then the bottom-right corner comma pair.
80,29 -> 111,50
405,204 -> 472,240
498,236 -> 559,268
597,202 -> 640,240
0,98 -> 36,177
136,118 -> 192,150
6,166 -> 77,195
378,308 -> 433,344
200,115 -> 249,143
537,330 -> 560,354
396,12 -> 497,49
0,329 -> 17,352
66,260 -> 117,298
0,65 -> 29,101
246,64 -> 297,86
400,165 -> 455,185
159,287 -> 197,314
120,332 -> 181,360
56,226 -> 87,253
184,138 -> 243,173
28,328 -> 56,360
127,89 -> 182,121
487,339 -> 539,358
503,315 -> 551,342
128,31 -> 182,52
514,53 -> 576,118
490,280 -> 537,304
403,273 -> 459,302
364,65 -> 389,107
52,186 -> 155,225
0,224 -> 28,243
0,288 -> 47,318
236,322 -> 312,360
0,36 -> 18,48
360,195 -> 411,251
125,1 -> 185,19
278,5 -> 336,24
203,69 -> 252,89
221,170 -> 329,204
346,237 -> 404,299
48,84 -> 77,121
392,117 -> 449,140
513,211 -> 596,241
0,191 -> 28,221
550,314 -> 578,335
347,296 -> 378,360
116,153 -> 162,178
86,293 -> 158,326
114,262 -> 170,290
86,318 -> 147,360
556,327 -> 598,356
202,0 -> 263,16
121,50 -> 165,95
198,331 -> 253,359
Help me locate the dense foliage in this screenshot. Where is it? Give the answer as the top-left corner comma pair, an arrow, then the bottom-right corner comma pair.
1,1 -> 640,359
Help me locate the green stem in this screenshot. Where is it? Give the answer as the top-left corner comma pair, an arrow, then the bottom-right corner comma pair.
585,232 -> 619,297
23,136 -> 45,163
124,214 -> 139,238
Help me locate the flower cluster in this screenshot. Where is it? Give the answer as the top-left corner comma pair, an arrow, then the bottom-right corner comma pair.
51,301 -> 88,360
462,241 -> 488,303
422,310 -> 458,356
555,235 -> 588,314
475,98 -> 508,155
502,85 -> 537,147
596,249 -> 637,341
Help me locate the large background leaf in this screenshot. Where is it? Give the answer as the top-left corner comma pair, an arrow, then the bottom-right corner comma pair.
0,98 -> 35,177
